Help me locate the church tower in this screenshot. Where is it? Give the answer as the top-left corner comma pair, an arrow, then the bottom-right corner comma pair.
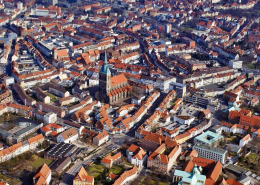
98,50 -> 111,102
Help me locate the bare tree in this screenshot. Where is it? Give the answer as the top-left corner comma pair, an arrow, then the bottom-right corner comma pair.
243,145 -> 247,157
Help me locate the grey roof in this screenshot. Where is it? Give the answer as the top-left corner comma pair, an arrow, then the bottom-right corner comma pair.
227,144 -> 242,153
45,143 -> 77,159
50,157 -> 71,173
0,117 -> 42,139
225,164 -> 245,174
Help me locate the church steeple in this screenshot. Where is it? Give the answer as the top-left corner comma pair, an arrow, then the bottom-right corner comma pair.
100,50 -> 111,75
98,50 -> 111,103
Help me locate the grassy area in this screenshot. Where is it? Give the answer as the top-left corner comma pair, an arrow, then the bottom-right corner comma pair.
68,101 -> 80,107
181,26 -> 193,32
86,164 -> 105,178
246,63 -> 255,69
123,160 -> 134,167
31,157 -> 52,169
47,93 -> 59,102
229,152 -> 237,157
238,152 -> 260,175
110,165 -> 124,175
0,173 -> 20,184
248,153 -> 256,160
0,113 -> 19,124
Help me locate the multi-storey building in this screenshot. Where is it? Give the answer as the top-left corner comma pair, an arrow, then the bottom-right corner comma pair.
194,131 -> 224,147
193,144 -> 227,164
147,143 -> 181,172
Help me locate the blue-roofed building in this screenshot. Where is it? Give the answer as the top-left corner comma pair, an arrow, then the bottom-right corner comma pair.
194,131 -> 224,147
173,164 -> 206,185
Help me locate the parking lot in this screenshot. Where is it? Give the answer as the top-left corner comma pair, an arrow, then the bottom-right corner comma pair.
178,104 -> 203,117
163,119 -> 200,134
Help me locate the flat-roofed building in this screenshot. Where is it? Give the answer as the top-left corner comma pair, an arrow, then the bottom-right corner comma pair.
194,131 -> 224,147
44,142 -> 77,160
193,143 -> 227,164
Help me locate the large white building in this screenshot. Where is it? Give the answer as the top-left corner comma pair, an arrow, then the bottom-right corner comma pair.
17,2 -> 23,10
193,144 -> 227,164
229,60 -> 243,69
93,131 -> 109,146
239,134 -> 251,147
44,112 -> 57,124
57,128 -> 78,143
126,144 -> 147,168
174,115 -> 195,125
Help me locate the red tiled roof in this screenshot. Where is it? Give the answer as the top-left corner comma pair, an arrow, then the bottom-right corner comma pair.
73,166 -> 94,183
184,157 -> 222,182
111,74 -> 127,87
113,166 -> 137,185
226,179 -> 243,185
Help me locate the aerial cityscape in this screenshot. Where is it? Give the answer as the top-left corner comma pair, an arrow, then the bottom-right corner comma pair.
0,0 -> 259,184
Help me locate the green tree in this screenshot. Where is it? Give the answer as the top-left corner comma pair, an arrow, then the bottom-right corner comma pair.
238,156 -> 244,163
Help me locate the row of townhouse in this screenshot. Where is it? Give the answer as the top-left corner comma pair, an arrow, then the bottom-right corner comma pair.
223,74 -> 247,91
0,134 -> 44,163
141,110 -> 162,132
21,70 -> 61,89
187,71 -> 241,89
114,42 -> 140,53
36,102 -> 65,118
113,166 -> 137,185
95,104 -> 114,132
68,95 -> 93,114
221,121 -> 252,135
20,38 -> 52,69
140,90 -> 176,132
175,119 -> 212,144
48,83 -> 70,98
35,87 -> 50,104
12,66 -> 55,82
119,52 -> 140,64
157,89 -> 176,112
215,0 -> 257,10
120,91 -> 160,132
70,42 -> 97,54
0,103 -> 33,117
13,83 -> 36,106
71,100 -> 100,123
0,84 -> 13,104
178,66 -> 234,84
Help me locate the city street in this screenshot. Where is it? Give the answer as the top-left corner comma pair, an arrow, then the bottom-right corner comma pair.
60,134 -> 132,185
